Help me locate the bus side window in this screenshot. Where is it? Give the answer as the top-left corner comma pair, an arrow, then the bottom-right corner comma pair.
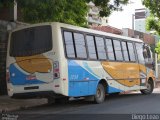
135,43 -> 145,64
73,33 -> 87,59
143,47 -> 148,61
64,31 -> 76,58
105,39 -> 115,61
113,40 -> 123,61
86,35 -> 97,60
146,47 -> 151,58
95,37 -> 107,60
143,45 -> 152,63
121,41 -> 129,61
127,42 -> 136,62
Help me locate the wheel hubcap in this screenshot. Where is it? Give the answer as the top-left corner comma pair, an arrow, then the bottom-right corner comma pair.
97,88 -> 101,98
146,83 -> 151,92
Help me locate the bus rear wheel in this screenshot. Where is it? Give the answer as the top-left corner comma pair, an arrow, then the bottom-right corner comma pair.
140,79 -> 154,95
94,84 -> 105,104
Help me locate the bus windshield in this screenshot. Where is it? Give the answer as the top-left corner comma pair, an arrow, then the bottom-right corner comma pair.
10,25 -> 52,57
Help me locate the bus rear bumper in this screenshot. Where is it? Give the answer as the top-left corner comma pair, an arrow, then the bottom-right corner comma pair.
11,91 -> 64,99
7,83 -> 66,99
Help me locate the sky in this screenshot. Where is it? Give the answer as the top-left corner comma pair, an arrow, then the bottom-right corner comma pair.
108,0 -> 145,29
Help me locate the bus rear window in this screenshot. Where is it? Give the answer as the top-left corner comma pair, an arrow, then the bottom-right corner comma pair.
10,25 -> 52,57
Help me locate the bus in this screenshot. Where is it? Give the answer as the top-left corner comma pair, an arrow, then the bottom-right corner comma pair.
6,22 -> 155,104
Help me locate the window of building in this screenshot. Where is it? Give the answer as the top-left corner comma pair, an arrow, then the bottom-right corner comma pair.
73,33 -> 87,59
105,39 -> 115,60
121,41 -> 129,61
86,35 -> 97,59
127,42 -> 136,61
95,37 -> 107,60
64,31 -> 75,58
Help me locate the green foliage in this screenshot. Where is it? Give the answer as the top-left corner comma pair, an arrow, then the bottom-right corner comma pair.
1,0 -> 129,26
155,42 -> 160,54
0,0 -> 14,9
145,14 -> 160,35
86,0 -> 129,17
18,0 -> 88,26
18,0 -> 129,26
143,0 -> 160,17
143,0 -> 160,35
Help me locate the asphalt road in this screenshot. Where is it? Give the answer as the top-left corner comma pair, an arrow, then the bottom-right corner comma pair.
4,88 -> 160,120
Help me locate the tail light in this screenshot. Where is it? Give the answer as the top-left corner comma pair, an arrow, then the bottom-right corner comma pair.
53,61 -> 60,79
6,69 -> 10,83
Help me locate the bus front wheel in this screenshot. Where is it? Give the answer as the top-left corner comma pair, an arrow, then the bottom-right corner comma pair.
94,84 -> 105,104
140,79 -> 154,95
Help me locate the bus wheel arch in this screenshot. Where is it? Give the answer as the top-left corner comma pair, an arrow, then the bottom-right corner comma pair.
148,77 -> 154,86
140,77 -> 154,95
98,79 -> 108,92
94,79 -> 108,104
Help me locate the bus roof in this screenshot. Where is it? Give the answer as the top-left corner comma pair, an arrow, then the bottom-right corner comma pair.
11,22 -> 143,43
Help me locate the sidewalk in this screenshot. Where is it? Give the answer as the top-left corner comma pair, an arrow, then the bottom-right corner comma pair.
155,80 -> 160,88
0,96 -> 47,112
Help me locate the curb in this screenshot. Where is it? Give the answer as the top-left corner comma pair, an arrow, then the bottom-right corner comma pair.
0,103 -> 48,112
0,98 -> 48,112
0,107 -> 21,112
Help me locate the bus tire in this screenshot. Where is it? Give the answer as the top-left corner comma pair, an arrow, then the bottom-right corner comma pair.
140,79 -> 154,95
94,84 -> 105,104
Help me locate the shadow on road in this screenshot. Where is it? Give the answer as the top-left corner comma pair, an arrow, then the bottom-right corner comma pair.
15,92 -> 160,112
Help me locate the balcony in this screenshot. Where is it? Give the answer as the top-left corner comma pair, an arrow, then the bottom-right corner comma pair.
87,1 -> 95,7
88,8 -> 99,15
88,17 -> 102,25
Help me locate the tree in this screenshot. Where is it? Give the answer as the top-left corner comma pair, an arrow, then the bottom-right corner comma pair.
1,0 -> 129,26
143,0 -> 160,57
155,42 -> 160,61
17,0 -> 88,27
0,0 -> 13,9
143,0 -> 160,35
86,0 -> 128,17
155,42 -> 160,54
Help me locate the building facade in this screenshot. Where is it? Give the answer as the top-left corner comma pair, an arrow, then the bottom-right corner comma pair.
92,25 -> 122,35
134,8 -> 150,33
87,2 -> 108,26
122,28 -> 155,45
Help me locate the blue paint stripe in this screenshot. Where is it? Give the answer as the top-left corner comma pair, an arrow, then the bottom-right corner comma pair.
9,64 -> 45,85
107,86 -> 123,93
68,60 -> 99,96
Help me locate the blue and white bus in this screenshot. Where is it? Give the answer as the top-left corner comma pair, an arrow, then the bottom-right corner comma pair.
6,22 -> 155,104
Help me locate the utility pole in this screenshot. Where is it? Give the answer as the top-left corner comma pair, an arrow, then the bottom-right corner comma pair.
132,14 -> 134,30
13,0 -> 17,21
132,14 -> 135,37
